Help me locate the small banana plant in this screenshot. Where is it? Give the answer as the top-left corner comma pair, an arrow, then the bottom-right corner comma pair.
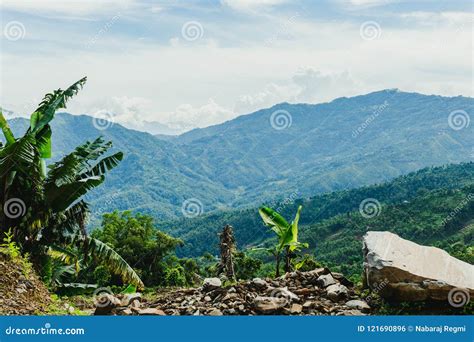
258,205 -> 308,276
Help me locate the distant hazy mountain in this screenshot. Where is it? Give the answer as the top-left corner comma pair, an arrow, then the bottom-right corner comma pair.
125,120 -> 183,136
5,90 -> 473,222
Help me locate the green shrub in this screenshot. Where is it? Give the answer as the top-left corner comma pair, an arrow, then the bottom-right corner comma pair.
234,251 -> 262,280
164,266 -> 186,287
0,230 -> 33,278
93,265 -> 112,286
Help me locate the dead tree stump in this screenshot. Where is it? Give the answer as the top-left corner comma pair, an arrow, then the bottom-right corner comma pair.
217,225 -> 236,281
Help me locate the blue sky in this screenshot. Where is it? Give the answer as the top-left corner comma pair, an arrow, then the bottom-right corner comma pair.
1,0 -> 472,132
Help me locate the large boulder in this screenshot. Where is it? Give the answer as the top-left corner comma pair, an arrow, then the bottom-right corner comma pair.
363,231 -> 474,301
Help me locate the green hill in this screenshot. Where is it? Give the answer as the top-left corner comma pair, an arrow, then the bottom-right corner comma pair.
158,163 -> 474,278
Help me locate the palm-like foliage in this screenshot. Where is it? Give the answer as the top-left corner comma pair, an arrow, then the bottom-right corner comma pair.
0,78 -> 144,289
258,205 -> 308,276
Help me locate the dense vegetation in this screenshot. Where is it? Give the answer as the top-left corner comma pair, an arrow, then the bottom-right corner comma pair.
157,163 -> 474,281
0,79 -> 143,291
160,163 -> 474,256
6,90 -> 473,221
90,211 -> 199,287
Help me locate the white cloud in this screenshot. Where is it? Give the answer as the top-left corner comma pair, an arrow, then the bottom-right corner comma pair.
87,96 -> 153,125
150,6 -> 163,13
79,96 -> 235,132
349,0 -> 395,6
400,11 -> 473,25
235,69 -> 362,113
1,0 -> 135,19
221,0 -> 287,11
165,99 -> 235,129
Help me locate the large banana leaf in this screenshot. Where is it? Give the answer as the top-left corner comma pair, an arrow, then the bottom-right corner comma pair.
51,263 -> 77,286
49,244 -> 80,264
49,200 -> 89,236
29,77 -> 87,134
0,110 -> 15,146
45,139 -> 122,211
47,138 -> 121,187
46,153 -> 80,187
86,237 -> 144,289
36,125 -> 52,159
0,134 -> 36,167
80,152 -> 123,179
0,134 -> 38,194
258,206 -> 289,237
29,77 -> 87,162
74,137 -> 112,163
45,176 -> 104,212
289,205 -> 302,251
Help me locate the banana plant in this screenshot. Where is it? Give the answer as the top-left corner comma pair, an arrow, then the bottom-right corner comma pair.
258,205 -> 308,276
0,78 -> 144,289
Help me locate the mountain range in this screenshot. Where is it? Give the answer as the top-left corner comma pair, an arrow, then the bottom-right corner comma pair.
5,89 -> 473,223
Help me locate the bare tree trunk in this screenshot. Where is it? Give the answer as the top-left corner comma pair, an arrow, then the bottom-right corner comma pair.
284,246 -> 293,273
217,225 -> 236,281
275,253 -> 280,277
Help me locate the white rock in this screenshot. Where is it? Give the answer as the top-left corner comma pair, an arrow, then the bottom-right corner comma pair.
363,231 -> 474,301
326,284 -> 348,301
316,274 -> 336,288
271,287 -> 299,302
251,278 -> 268,289
202,278 -> 222,291
345,299 -> 370,311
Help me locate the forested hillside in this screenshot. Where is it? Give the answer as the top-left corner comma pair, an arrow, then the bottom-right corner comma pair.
158,163 -> 474,278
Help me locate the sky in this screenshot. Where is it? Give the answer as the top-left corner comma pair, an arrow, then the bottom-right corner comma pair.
0,0 -> 472,133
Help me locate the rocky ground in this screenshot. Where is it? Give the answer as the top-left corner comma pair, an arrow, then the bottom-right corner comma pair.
95,267 -> 372,316
0,253 -> 51,315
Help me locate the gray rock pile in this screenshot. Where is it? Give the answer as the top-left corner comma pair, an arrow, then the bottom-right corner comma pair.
95,268 -> 371,316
